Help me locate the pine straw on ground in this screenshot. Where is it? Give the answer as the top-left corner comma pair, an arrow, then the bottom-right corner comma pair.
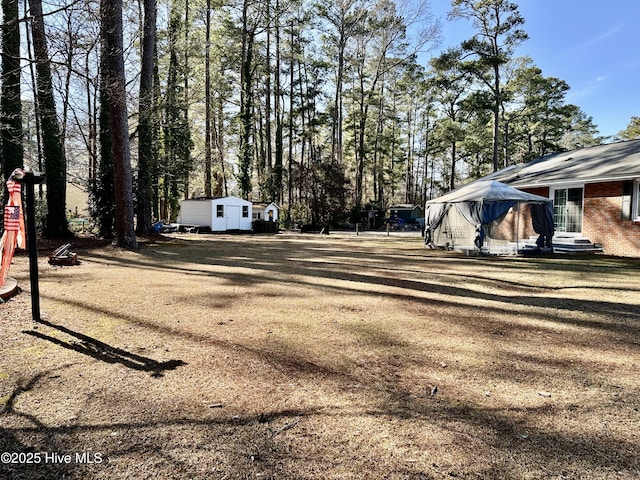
1,232 -> 639,480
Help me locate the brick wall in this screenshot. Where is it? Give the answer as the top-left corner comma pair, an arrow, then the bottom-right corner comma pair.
489,188 -> 549,242
478,183 -> 640,256
491,204 -> 538,241
583,182 -> 640,257
522,187 -> 550,198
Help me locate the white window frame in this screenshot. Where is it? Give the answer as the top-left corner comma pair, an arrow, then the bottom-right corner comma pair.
634,179 -> 640,221
550,184 -> 584,236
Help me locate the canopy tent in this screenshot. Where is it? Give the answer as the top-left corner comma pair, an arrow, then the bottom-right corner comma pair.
424,180 -> 554,253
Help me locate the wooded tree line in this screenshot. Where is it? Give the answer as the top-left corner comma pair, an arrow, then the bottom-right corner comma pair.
0,0 -> 634,246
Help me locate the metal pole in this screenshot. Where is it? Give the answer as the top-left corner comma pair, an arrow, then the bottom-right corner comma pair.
516,202 -> 520,254
17,171 -> 46,323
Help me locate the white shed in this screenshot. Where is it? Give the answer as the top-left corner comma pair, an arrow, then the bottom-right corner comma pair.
179,196 -> 253,232
252,202 -> 279,222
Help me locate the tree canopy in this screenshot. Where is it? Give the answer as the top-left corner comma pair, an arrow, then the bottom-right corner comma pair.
618,116 -> 640,141
0,0 -> 609,237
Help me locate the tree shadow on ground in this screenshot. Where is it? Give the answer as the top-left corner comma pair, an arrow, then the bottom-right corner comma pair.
98,236 -> 640,296
82,239 -> 640,338
1,370 -> 77,480
23,319 -> 186,377
11,236 -> 638,478
0,426 -> 75,480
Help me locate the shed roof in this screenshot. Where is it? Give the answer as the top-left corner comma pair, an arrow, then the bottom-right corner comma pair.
185,195 -> 251,203
485,139 -> 640,188
253,202 -> 279,209
389,204 -> 421,210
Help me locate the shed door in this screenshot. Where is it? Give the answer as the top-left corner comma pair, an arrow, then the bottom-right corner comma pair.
227,206 -> 240,229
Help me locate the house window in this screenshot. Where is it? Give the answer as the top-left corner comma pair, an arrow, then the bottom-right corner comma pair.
622,181 -> 633,221
216,205 -> 224,217
553,187 -> 583,233
634,179 -> 640,221
242,206 -> 249,218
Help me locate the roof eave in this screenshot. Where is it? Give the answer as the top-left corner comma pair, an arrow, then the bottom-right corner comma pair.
510,174 -> 640,189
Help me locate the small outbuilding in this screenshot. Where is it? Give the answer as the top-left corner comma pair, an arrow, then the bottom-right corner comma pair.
388,204 -> 423,222
179,196 -> 253,232
386,204 -> 424,230
252,202 -> 279,223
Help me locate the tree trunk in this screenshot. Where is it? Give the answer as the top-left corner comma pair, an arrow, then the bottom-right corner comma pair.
29,0 -> 71,237
204,0 -> 212,197
24,1 -> 43,191
96,59 -> 115,239
101,0 -> 137,248
152,63 -> 161,220
1,0 -> 24,183
264,0 -> 272,180
332,31 -> 345,165
492,63 -> 500,172
213,62 -> 227,197
182,0 -> 191,199
286,19 -> 295,218
238,0 -> 254,199
85,49 -> 98,189
450,140 -> 457,191
136,0 -> 156,235
273,0 -> 283,204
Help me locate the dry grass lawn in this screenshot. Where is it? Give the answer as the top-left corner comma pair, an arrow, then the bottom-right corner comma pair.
1,232 -> 639,479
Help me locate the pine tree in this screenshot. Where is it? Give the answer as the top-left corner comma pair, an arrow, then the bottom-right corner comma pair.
29,0 -> 71,236
1,0 -> 23,186
100,0 -> 137,248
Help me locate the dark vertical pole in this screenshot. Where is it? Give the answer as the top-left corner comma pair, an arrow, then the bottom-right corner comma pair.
17,171 -> 46,323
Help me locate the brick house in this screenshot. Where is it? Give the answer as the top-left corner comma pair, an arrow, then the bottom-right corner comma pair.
485,139 -> 640,257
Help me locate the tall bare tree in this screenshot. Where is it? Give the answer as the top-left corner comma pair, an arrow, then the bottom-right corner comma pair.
238,0 -> 261,199
101,0 -> 137,248
1,0 -> 23,186
204,0 -> 213,197
272,0 -> 284,204
136,0 -> 157,235
449,0 -> 528,172
318,0 -> 367,166
29,0 -> 71,236
348,0 -> 438,216
162,3 -> 192,219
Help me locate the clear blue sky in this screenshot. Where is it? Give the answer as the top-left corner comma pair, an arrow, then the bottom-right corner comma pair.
427,0 -> 640,139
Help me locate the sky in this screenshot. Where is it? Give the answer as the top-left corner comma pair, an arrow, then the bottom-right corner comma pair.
426,0 -> 640,139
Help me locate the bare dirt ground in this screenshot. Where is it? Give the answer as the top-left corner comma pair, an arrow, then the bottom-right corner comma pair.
1,232 -> 639,480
